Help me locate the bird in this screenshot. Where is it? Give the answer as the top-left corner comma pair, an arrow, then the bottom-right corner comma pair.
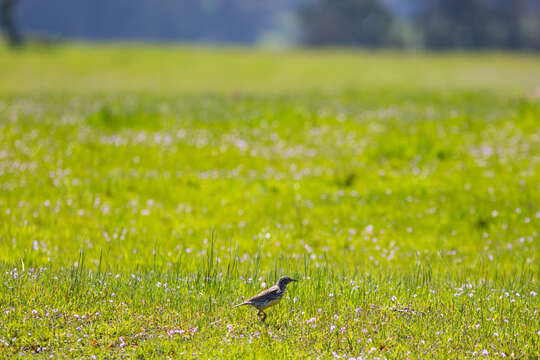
233,276 -> 297,322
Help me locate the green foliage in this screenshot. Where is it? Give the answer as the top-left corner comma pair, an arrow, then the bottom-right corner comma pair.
0,46 -> 538,358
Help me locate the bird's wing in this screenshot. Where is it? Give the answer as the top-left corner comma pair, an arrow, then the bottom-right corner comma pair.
247,285 -> 280,303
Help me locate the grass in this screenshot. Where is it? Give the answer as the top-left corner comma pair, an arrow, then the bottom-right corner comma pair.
1,44 -> 540,94
0,44 -> 539,359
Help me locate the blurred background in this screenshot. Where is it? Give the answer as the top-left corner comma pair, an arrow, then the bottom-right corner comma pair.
2,0 -> 540,50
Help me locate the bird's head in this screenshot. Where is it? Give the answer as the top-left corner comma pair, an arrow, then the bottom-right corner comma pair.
277,276 -> 297,290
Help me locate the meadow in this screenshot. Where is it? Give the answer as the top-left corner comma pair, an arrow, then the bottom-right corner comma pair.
0,44 -> 539,359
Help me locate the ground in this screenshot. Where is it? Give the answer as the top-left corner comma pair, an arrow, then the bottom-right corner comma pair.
0,44 -> 539,359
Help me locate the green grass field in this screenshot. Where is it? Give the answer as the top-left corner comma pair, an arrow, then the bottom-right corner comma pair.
0,44 -> 539,359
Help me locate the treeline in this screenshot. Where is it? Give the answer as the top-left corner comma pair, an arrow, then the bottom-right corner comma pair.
2,0 -> 540,50
300,0 -> 540,49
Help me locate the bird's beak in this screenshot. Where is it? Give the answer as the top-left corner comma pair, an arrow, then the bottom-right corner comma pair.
291,278 -> 298,282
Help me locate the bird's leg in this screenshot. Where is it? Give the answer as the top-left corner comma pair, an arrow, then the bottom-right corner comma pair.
257,310 -> 267,322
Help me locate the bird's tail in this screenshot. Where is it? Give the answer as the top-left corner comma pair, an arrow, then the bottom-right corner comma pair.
233,302 -> 249,308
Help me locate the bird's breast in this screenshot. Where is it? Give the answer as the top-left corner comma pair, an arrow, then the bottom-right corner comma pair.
258,297 -> 282,310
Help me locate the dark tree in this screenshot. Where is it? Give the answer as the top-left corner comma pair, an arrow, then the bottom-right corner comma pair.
503,0 -> 524,49
416,0 -> 534,50
299,0 -> 394,47
1,0 -> 22,46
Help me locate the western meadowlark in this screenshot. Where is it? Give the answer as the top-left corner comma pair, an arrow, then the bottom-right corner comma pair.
234,276 -> 297,322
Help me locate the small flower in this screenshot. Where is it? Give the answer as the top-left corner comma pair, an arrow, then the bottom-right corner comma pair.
481,349 -> 489,356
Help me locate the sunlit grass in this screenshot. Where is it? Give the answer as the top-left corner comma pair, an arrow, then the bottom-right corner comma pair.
0,46 -> 539,358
